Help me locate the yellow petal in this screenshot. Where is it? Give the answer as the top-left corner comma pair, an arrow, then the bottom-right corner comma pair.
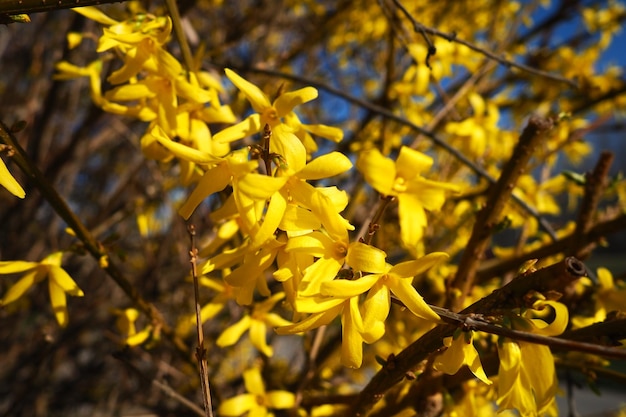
178,162 -> 230,219
346,242 -> 387,273
361,282 -> 390,343
302,123 -> 344,142
252,191 -> 287,249
243,367 -> 266,395
213,114 -> 262,143
341,298 -> 364,368
387,277 -> 439,321
249,320 -> 273,357
48,266 -> 84,297
217,315 -> 252,347
389,253 -> 449,278
298,152 -> 352,180
1,269 -> 41,305
529,300 -> 569,336
0,260 -> 37,274
295,294 -> 346,313
71,6 -> 118,25
397,193 -> 427,246
126,327 -> 152,346
266,391 -> 296,408
321,274 -> 379,297
272,124 -> 307,173
48,279 -> 69,327
395,147 -> 433,179
152,125 -> 221,165
218,393 -> 257,416
225,68 -> 271,113
274,87 -> 318,116
237,173 -> 288,200
0,158 -> 25,198
356,148 -> 396,195
276,305 -> 342,334
104,83 -> 156,101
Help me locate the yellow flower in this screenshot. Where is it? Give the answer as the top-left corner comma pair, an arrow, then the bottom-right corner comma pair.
214,69 -> 323,169
356,146 -> 459,249
277,296 -> 367,368
0,155 -> 25,198
496,299 -> 567,416
217,292 -> 291,357
218,366 -> 295,416
112,308 -> 153,346
0,252 -> 84,327
433,330 -> 492,385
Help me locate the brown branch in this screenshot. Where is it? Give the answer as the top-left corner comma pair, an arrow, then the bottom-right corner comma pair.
567,151 -> 614,258
430,306 -> 626,361
188,224 -> 214,417
448,115 -> 553,311
0,0 -> 125,16
345,257 -> 587,416
477,213 -> 626,282
387,0 -> 578,88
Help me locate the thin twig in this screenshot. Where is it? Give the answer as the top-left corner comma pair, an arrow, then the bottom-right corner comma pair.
429,306 -> 626,360
388,0 -> 578,88
188,224 -> 214,417
0,120 -> 190,359
448,115 -> 553,311
164,0 -> 195,75
477,213 -> 626,282
0,0 -> 123,15
228,66 -> 557,241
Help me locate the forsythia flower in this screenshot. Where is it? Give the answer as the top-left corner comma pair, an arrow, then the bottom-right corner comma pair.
0,252 -> 84,327
433,330 -> 492,385
496,299 -> 568,416
112,308 -> 153,346
218,366 -> 295,416
217,292 -> 291,357
357,146 -> 459,250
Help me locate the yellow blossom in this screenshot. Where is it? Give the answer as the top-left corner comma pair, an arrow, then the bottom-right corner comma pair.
218,366 -> 295,416
357,146 -> 459,249
217,292 -> 291,357
433,330 -> 492,385
0,252 -> 84,327
112,308 -> 153,346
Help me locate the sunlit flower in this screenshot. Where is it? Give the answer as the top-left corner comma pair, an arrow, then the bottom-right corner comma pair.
217,292 -> 291,357
218,366 -> 295,416
0,252 -> 84,327
112,308 -> 153,346
433,330 -> 492,385
356,146 -> 459,250
496,299 -> 568,416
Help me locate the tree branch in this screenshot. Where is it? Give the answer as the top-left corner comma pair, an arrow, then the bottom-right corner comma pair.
345,257 -> 588,416
448,115 -> 553,311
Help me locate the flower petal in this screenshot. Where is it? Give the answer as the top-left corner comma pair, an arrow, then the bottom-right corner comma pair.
1,269 -> 41,305
217,315 -> 252,347
48,266 -> 84,297
49,279 -> 69,327
395,146 -> 433,179
298,152 -> 353,181
218,393 -> 258,416
357,149 -> 396,195
225,68 -> 271,113
0,158 -> 25,199
274,87 -> 318,116
0,260 -> 37,274
320,274 -> 379,298
346,242 -> 387,273
387,277 -> 439,322
389,253 -> 449,278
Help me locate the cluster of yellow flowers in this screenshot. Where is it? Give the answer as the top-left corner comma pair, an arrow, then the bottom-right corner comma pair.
2,3 -> 625,417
